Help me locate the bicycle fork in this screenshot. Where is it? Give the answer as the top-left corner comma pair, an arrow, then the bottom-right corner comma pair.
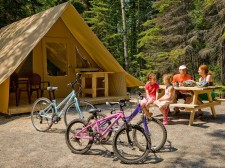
124,121 -> 133,146
142,115 -> 152,151
142,115 -> 151,136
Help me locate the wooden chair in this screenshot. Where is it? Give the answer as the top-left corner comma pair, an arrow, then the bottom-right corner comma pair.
28,73 -> 42,99
10,73 -> 31,106
28,73 -> 53,100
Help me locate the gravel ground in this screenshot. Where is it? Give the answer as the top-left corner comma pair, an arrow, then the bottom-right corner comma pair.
0,100 -> 225,168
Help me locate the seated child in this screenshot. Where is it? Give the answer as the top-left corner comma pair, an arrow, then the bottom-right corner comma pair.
140,73 -> 159,117
154,74 -> 175,125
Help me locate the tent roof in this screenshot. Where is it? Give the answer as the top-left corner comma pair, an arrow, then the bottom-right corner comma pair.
0,2 -> 144,87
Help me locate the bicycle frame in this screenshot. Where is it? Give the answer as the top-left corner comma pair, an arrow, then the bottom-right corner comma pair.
39,89 -> 84,120
125,104 -> 150,135
75,112 -> 125,140
53,90 -> 84,119
109,103 -> 151,136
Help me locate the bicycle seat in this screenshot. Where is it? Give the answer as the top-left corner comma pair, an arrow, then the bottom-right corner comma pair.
106,102 -> 119,106
88,108 -> 101,114
47,86 -> 58,91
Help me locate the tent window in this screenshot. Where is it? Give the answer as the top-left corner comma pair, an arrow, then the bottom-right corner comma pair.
46,42 -> 67,76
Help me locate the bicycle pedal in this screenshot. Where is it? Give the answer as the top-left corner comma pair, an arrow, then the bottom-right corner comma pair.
52,116 -> 61,123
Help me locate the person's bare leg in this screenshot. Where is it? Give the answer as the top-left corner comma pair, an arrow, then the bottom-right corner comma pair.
184,96 -> 193,104
159,107 -> 166,118
146,99 -> 154,109
142,103 -> 153,118
144,100 -> 154,117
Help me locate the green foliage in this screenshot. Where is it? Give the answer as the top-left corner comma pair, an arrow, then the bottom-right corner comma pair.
169,49 -> 185,61
189,0 -> 212,30
204,0 -> 216,8
152,0 -> 181,13
222,31 -> 225,39
136,0 -> 225,84
0,0 -> 85,28
0,0 -> 36,28
138,27 -> 161,48
209,65 -> 221,83
1,0 -> 224,85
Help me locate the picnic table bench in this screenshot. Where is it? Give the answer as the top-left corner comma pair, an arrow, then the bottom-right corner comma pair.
159,85 -> 222,126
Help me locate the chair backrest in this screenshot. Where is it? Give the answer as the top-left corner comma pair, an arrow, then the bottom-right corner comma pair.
28,73 -> 41,88
10,72 -> 19,91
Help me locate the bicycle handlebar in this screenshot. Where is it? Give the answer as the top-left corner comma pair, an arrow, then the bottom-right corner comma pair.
138,91 -> 144,100
67,73 -> 82,94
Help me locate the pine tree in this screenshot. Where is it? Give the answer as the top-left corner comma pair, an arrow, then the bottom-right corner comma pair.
200,0 -> 225,83
138,0 -> 194,77
84,0 -> 124,66
84,0 -> 155,77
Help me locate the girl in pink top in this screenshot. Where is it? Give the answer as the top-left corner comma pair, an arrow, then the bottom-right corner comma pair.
140,73 -> 159,117
154,74 -> 175,125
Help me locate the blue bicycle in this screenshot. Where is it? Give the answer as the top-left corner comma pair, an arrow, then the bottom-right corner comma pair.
87,94 -> 167,152
31,73 -> 96,132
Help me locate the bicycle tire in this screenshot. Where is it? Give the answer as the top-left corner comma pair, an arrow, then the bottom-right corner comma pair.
64,100 -> 96,126
65,119 -> 93,154
112,124 -> 151,164
87,113 -> 112,143
31,97 -> 54,132
135,117 -> 167,152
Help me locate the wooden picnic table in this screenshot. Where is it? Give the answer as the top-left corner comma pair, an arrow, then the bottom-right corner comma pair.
159,85 -> 222,125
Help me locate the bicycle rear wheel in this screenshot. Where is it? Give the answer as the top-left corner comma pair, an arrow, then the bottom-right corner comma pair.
112,125 -> 150,164
31,98 -> 54,132
65,119 -> 93,154
87,113 -> 112,143
135,117 -> 167,152
64,100 -> 95,126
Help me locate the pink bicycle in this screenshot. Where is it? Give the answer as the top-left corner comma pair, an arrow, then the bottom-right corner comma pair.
65,100 -> 151,164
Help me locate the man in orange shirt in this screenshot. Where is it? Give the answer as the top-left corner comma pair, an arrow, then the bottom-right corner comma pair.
172,65 -> 193,113
172,65 -> 192,84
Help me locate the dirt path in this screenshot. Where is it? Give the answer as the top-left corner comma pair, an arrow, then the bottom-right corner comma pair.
0,102 -> 225,168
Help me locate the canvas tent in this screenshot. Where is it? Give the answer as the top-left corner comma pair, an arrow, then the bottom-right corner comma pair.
0,2 -> 144,114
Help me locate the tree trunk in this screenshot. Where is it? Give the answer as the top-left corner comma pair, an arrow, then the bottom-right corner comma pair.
222,40 -> 225,85
120,0 -> 129,71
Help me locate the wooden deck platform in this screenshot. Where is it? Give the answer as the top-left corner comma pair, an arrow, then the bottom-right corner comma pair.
8,96 -> 128,115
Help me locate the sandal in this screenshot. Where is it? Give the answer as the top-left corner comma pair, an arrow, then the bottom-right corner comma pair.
142,107 -> 153,118
146,112 -> 153,118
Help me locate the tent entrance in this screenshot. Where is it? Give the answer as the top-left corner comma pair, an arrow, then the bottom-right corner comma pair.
42,37 -> 73,97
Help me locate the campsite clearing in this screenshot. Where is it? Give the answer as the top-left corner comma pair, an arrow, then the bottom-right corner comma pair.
0,100 -> 225,168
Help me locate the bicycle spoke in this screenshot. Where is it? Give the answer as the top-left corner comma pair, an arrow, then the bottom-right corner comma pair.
31,98 -> 54,132
64,101 -> 95,126
113,126 -> 150,163
65,119 -> 93,154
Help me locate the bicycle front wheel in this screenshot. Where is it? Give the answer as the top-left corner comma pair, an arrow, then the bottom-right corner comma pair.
112,125 -> 151,164
31,98 -> 54,132
65,119 -> 93,154
135,117 -> 167,152
64,100 -> 95,126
